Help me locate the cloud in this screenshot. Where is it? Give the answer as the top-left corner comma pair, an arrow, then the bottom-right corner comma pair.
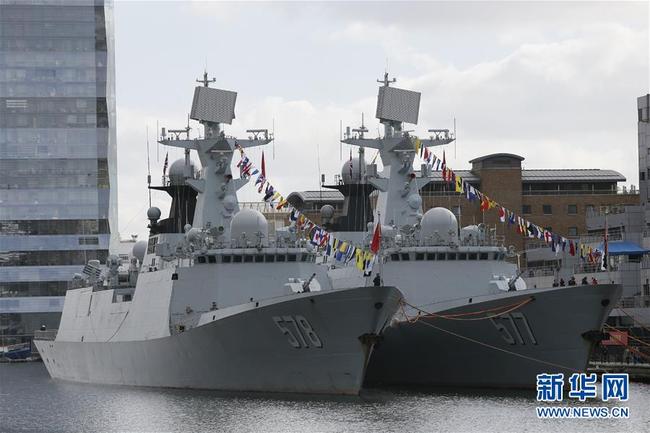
113,1 -> 649,240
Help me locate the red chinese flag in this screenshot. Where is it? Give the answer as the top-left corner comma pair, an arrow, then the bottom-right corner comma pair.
370,223 -> 382,254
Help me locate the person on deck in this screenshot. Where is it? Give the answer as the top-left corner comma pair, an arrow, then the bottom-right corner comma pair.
373,273 -> 382,287
559,278 -> 565,287
568,276 -> 576,286
581,276 -> 589,285
591,277 -> 598,285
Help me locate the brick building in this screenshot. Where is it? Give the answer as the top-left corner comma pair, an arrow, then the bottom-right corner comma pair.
423,153 -> 639,253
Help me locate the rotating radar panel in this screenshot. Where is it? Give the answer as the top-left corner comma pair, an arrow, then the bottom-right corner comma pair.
375,86 -> 421,125
190,86 -> 237,124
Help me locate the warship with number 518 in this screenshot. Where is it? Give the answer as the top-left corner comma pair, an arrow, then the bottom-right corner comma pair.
34,73 -> 401,395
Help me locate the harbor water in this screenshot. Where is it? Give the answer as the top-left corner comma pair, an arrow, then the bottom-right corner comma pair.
1,363 -> 649,432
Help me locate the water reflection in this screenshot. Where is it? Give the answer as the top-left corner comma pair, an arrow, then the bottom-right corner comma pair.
1,363 -> 648,433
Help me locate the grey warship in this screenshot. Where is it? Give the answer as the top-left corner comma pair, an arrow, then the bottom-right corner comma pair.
34,73 -> 401,395
322,74 -> 622,389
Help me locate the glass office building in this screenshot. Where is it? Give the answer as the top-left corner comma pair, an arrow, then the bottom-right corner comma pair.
0,0 -> 117,339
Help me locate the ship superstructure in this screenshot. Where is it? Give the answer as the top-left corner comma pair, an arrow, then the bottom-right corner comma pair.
34,73 -> 401,395
324,74 -> 622,388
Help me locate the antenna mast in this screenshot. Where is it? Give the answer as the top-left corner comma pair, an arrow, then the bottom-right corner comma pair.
454,117 -> 457,160
197,70 -> 216,87
146,125 -> 152,207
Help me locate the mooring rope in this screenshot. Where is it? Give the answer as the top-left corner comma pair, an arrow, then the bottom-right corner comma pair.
407,316 -> 583,373
399,296 -> 534,322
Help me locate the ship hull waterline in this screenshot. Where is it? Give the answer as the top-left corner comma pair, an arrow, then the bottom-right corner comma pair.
365,283 -> 622,389
35,286 -> 401,396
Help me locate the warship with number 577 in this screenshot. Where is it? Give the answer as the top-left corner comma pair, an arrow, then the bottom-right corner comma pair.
34,73 -> 401,395
316,74 -> 623,388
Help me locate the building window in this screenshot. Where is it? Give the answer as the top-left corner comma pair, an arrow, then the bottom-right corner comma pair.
522,204 -> 532,214
642,171 -> 647,181
567,204 -> 577,215
542,205 -> 552,215
568,227 -> 578,236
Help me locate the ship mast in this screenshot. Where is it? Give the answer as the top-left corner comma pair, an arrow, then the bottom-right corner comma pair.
342,73 -> 454,231
159,72 -> 272,239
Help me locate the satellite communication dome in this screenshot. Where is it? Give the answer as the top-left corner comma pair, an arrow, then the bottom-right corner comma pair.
230,208 -> 269,246
147,207 -> 161,221
320,204 -> 335,220
341,157 -> 364,184
168,159 -> 195,185
132,240 -> 147,263
420,207 -> 458,245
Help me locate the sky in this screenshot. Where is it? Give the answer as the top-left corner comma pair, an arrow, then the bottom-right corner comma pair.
113,0 -> 650,240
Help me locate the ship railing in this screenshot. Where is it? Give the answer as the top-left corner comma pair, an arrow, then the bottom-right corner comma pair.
617,298 -> 637,309
521,266 -> 556,278
579,233 -> 623,244
33,329 -> 57,341
572,263 -> 616,274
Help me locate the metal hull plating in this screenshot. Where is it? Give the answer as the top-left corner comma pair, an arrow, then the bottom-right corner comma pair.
365,284 -> 622,389
35,286 -> 401,395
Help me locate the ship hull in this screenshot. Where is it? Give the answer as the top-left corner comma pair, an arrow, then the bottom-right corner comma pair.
365,284 -> 622,389
35,286 -> 401,395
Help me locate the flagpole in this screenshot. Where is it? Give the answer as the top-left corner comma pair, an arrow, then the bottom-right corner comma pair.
378,211 -> 383,285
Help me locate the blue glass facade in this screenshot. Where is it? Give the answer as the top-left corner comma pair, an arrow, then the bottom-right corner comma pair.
0,0 -> 117,337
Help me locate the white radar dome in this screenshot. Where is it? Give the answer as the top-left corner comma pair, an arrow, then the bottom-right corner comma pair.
168,159 -> 196,185
132,240 -> 147,263
230,208 -> 269,247
341,157 -> 364,184
420,207 -> 458,245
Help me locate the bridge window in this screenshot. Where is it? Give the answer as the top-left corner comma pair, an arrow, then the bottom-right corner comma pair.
288,254 -> 297,262
469,253 -> 477,260
222,255 -> 231,263
277,255 -> 286,262
390,253 -> 400,261
479,253 -> 489,260
401,253 -> 410,261
233,255 -> 242,263
208,255 -> 216,264
265,254 -> 275,263
437,253 -> 446,260
197,256 -> 206,264
458,253 -> 467,260
447,253 -> 456,260
255,255 -> 264,263
426,253 -> 435,260
415,253 -> 425,261
244,255 -> 253,263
